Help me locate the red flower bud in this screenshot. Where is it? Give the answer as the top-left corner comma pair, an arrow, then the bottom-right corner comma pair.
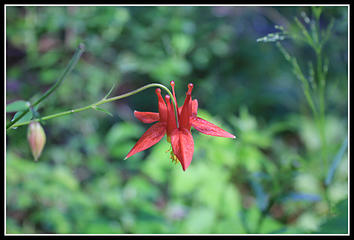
27,121 -> 46,161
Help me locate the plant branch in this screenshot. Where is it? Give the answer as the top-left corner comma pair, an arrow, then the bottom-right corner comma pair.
8,83 -> 179,129
6,43 -> 85,130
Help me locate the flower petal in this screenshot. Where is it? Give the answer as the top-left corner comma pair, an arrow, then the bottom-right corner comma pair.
170,128 -> 194,171
192,99 -> 198,116
165,95 -> 177,137
191,116 -> 236,138
156,88 -> 167,122
179,99 -> 197,116
125,122 -> 167,159
134,111 -> 159,123
180,93 -> 192,129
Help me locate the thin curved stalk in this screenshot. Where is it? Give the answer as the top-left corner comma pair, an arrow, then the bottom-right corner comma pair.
8,83 -> 179,129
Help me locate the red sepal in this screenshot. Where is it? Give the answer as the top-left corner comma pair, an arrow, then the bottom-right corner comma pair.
192,99 -> 198,116
125,122 -> 167,159
134,111 -> 159,123
191,116 -> 236,138
170,128 -> 194,171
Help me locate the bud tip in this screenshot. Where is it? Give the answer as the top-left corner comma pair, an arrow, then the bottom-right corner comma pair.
187,83 -> 193,94
27,121 -> 46,161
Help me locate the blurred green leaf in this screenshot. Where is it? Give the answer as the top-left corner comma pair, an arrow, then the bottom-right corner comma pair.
92,106 -> 113,117
171,34 -> 194,56
5,6 -> 348,235
315,199 -> 348,234
182,207 -> 216,233
6,100 -> 29,112
326,137 -> 348,186
11,110 -> 33,125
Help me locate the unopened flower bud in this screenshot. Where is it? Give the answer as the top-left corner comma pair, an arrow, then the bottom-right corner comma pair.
27,121 -> 46,161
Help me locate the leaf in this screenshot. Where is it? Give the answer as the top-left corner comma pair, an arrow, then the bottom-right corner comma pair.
92,106 -> 113,117
315,199 -> 348,234
104,83 -> 116,99
325,137 -> 348,186
283,192 -> 321,202
11,111 -> 33,126
250,177 -> 269,211
6,100 -> 30,112
182,207 -> 216,233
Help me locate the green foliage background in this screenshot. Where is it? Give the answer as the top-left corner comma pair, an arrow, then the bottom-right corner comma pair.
6,6 -> 348,234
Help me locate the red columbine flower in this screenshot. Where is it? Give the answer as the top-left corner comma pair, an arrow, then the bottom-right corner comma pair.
125,81 -> 236,171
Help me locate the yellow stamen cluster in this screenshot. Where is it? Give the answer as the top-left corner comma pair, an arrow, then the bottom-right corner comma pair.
166,145 -> 178,164
170,150 -> 178,164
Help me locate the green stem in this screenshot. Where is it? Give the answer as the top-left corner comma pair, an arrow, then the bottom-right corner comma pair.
8,83 -> 179,129
315,47 -> 328,172
314,35 -> 331,213
6,43 -> 85,130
